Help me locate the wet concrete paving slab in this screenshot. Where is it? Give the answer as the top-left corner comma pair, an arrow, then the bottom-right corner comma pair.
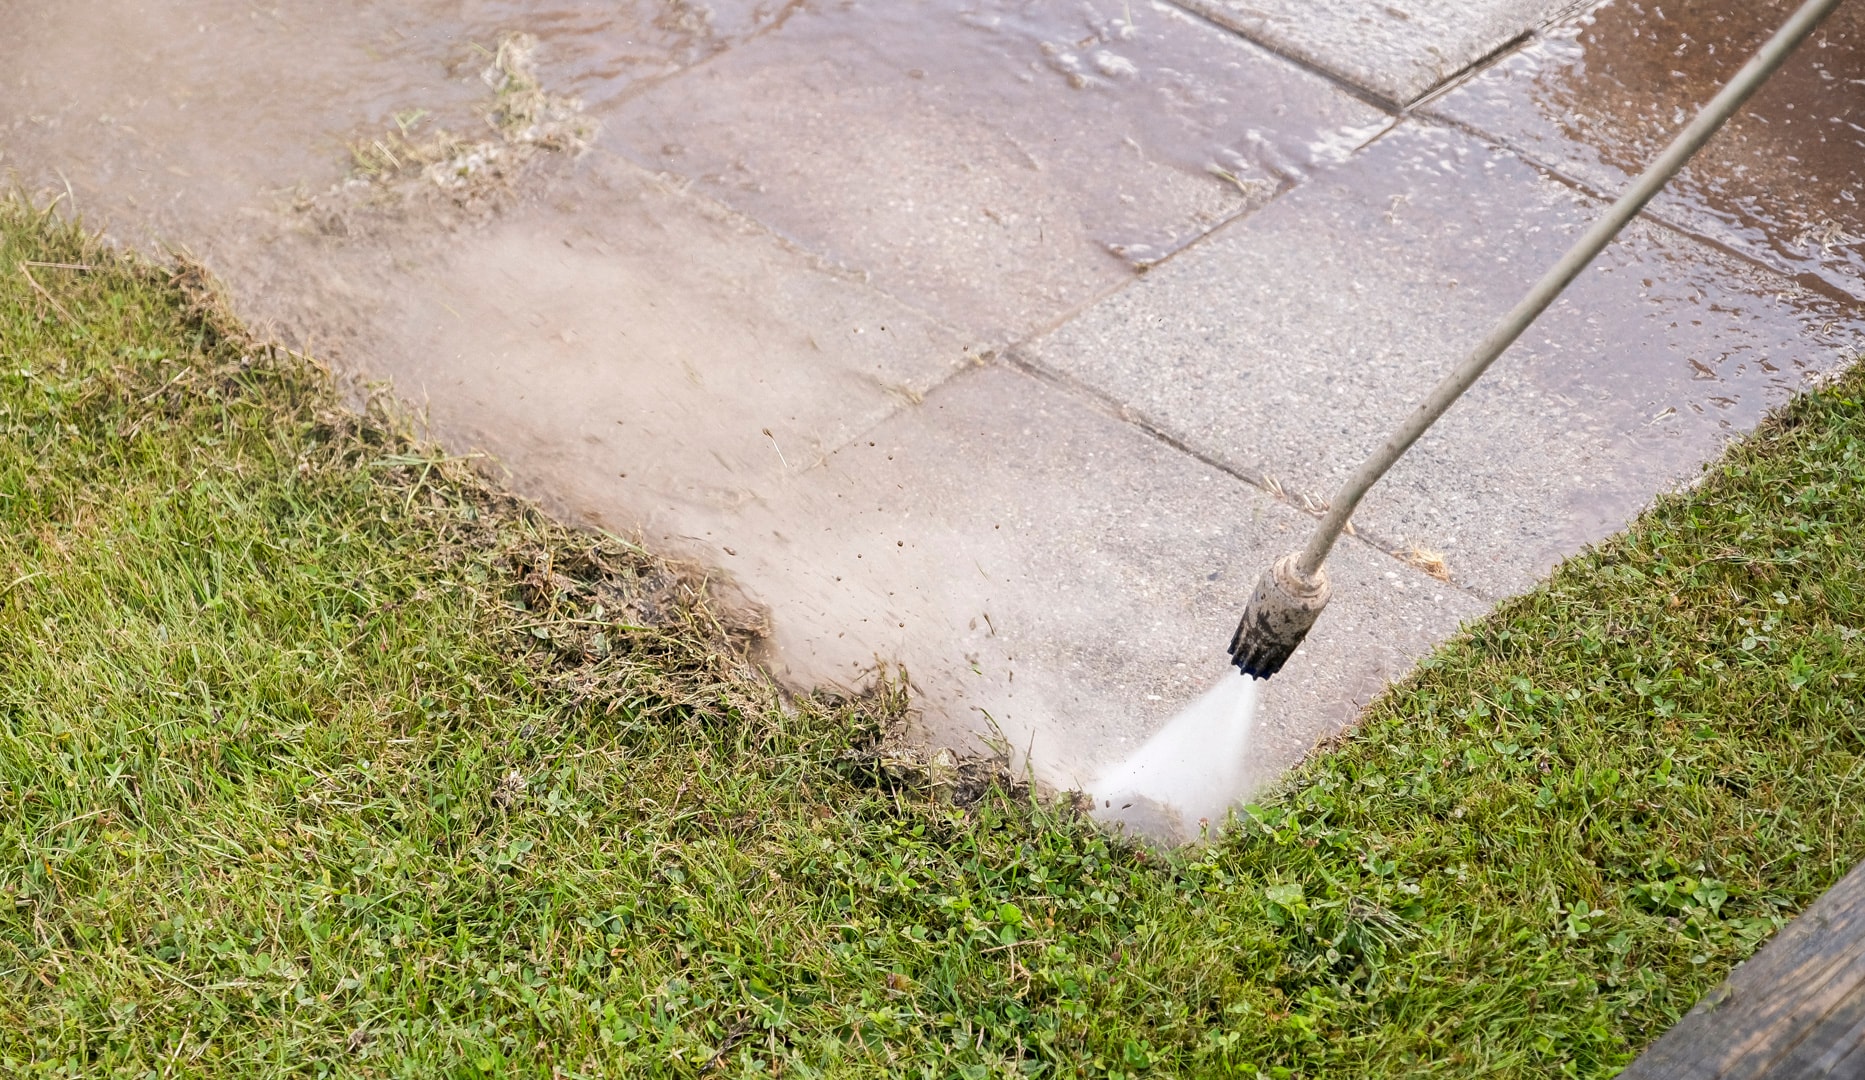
653,364 -> 1486,817
5,1 -> 459,242
1028,120 -> 1864,600
341,155 -> 978,544
1432,0 -> 1865,302
1173,0 -> 1580,105
606,0 -> 1391,342
0,0 -> 782,246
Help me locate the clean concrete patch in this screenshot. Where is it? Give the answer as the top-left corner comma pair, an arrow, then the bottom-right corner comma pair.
663,364 -> 1484,831
325,155 -> 978,549
1027,121 -> 1863,600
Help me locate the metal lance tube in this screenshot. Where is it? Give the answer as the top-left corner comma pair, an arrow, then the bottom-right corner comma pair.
1230,0 -> 1849,679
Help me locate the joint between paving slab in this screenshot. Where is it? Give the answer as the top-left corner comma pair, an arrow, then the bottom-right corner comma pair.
996,159 -> 1380,362
1400,0 -> 1600,113
999,346 -> 1495,603
1402,31 -> 1536,114
1414,107 -> 1865,314
1166,0 -> 1595,116
1164,0 -> 1407,114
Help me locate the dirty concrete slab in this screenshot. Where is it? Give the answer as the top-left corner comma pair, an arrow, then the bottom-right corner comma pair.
0,0 -> 782,246
3,0 -> 461,242
1431,0 -> 1865,302
1172,0 -> 1580,105
1028,120 -> 1863,600
647,363 -> 1486,828
606,0 -> 1391,343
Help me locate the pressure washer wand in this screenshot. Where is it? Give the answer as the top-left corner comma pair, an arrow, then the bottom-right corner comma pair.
1229,0 -> 1848,679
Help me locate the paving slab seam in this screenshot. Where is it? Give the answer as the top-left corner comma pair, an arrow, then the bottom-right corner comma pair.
578,148 -> 1026,409
1164,0 -> 1410,112
969,113 -> 1428,372
1167,0 -> 1594,111
1078,115 -> 1402,292
1395,28 -> 1537,110
964,183 -> 1308,355
1413,108 -> 1865,315
1401,32 -> 1542,114
1393,0 -> 1601,114
999,346 -> 1495,602
831,165 -> 1391,439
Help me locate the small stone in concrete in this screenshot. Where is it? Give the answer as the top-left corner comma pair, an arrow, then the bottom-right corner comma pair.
1028,121 -> 1862,600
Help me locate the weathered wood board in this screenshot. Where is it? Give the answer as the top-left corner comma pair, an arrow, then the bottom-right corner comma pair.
1618,859 -> 1865,1079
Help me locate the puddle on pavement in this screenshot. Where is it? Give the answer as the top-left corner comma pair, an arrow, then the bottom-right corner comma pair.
1436,0 -> 1865,301
607,0 -> 1392,340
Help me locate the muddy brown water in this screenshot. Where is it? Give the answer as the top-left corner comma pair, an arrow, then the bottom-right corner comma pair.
1436,0 -> 1865,301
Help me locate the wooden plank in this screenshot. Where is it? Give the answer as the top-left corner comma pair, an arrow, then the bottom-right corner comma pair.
1619,859 -> 1865,1080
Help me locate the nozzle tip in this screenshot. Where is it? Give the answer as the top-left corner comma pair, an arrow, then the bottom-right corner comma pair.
1230,637 -> 1294,680
1227,554 -> 1331,680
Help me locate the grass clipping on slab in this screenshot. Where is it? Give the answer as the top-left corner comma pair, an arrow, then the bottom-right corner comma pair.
3,202 -> 1865,1078
336,32 -> 594,208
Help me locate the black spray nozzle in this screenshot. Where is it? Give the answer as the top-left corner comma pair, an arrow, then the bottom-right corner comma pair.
1229,554 -> 1332,680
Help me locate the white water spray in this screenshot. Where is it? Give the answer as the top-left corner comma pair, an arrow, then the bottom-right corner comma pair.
1089,671 -> 1260,841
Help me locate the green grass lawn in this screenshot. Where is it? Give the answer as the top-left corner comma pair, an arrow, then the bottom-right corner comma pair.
2,201 -> 1862,1079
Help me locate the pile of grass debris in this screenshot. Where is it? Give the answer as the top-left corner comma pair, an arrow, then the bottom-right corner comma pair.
2,201 -> 1862,1078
